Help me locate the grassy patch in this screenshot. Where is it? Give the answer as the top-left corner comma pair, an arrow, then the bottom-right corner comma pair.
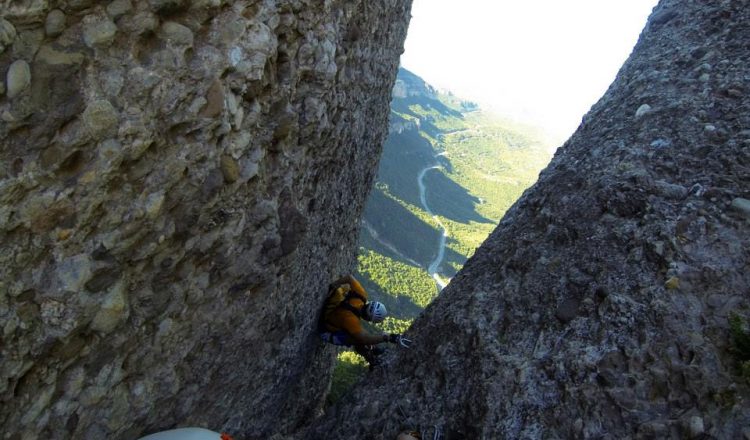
328,350 -> 368,405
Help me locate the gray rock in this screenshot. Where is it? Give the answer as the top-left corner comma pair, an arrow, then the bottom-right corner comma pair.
6,60 -> 31,98
44,10 -> 66,37
82,100 -> 119,139
635,103 -> 652,118
57,254 -> 93,292
83,17 -> 117,48
106,0 -> 133,19
11,29 -> 44,61
730,198 -> 750,219
0,18 -> 17,53
654,180 -> 688,199
129,12 -> 159,35
90,281 -> 128,334
159,21 -> 194,47
35,45 -> 85,66
688,416 -> 705,438
2,2 -> 48,25
650,138 -> 671,148
220,155 -> 240,183
555,297 -> 580,323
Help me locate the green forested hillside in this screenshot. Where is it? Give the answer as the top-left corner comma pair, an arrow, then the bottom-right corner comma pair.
330,68 -> 553,401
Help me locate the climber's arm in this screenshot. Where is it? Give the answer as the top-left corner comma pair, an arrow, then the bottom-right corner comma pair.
349,330 -> 388,346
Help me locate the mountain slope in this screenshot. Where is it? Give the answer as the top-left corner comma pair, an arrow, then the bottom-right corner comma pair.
356,68 -> 551,320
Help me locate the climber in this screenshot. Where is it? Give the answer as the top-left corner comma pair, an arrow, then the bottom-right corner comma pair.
319,274 -> 412,368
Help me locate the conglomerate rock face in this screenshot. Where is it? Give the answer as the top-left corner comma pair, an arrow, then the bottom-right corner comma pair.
306,0 -> 750,438
0,0 -> 411,438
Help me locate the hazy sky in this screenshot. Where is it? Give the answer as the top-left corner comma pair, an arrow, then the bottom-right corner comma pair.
401,0 -> 659,142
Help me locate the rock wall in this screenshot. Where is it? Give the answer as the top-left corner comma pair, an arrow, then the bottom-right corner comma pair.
0,0 -> 412,438
305,0 -> 750,438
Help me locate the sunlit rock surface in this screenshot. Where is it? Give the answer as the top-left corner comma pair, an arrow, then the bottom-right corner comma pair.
0,0 -> 411,438
305,0 -> 750,438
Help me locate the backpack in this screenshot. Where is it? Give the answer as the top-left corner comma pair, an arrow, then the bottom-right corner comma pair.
321,282 -> 366,322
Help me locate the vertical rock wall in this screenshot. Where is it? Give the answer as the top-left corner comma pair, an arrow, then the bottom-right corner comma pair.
0,0 -> 412,438
306,0 -> 750,438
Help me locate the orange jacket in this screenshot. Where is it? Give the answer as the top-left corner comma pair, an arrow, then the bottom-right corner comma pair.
324,275 -> 368,335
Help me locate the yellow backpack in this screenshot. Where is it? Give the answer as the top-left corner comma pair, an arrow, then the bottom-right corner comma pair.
322,282 -> 366,321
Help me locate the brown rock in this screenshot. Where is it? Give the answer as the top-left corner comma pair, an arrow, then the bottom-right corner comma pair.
200,78 -> 224,118
220,155 -> 240,183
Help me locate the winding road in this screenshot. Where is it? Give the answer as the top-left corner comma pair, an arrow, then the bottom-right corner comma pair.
417,162 -> 449,291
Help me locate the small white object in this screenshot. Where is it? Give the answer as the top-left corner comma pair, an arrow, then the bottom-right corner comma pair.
635,104 -> 652,119
138,427 -> 228,440
229,47 -> 242,66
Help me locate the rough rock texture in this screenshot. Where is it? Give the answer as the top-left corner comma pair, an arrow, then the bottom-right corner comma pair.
0,1 -> 411,438
306,1 -> 750,439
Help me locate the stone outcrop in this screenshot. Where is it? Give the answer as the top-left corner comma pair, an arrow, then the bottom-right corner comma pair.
306,0 -> 750,438
0,0 -> 412,438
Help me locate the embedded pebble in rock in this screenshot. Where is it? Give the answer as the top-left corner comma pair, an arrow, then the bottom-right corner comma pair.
83,16 -> 117,48
0,0 -> 412,438
106,0 -> 133,19
650,138 -> 671,148
35,45 -> 85,66
44,10 -> 66,37
0,18 -> 17,53
220,155 -> 240,183
665,276 -> 680,290
688,416 -> 705,438
82,100 -> 119,139
159,21 -> 194,47
731,198 -> 750,220
90,282 -> 128,334
129,11 -> 159,35
6,60 -> 31,98
635,103 -> 652,118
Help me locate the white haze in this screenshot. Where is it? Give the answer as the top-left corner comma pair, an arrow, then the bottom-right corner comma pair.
401,0 -> 659,145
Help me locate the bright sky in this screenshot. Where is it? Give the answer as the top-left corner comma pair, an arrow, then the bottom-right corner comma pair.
401,0 -> 659,143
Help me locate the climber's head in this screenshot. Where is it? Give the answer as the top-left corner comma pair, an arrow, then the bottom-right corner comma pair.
363,301 -> 387,323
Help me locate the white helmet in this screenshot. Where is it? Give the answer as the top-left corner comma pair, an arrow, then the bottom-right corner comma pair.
363,301 -> 387,323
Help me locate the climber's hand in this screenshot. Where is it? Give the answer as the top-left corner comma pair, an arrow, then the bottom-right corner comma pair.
388,333 -> 413,348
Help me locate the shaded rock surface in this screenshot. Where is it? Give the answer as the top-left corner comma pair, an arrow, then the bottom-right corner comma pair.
0,0 -> 412,438
305,0 -> 750,439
